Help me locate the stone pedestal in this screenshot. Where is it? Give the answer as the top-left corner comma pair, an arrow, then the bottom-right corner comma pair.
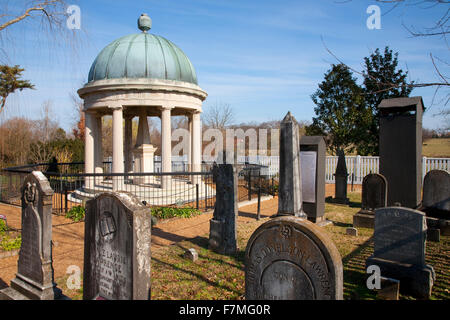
133,144 -> 157,184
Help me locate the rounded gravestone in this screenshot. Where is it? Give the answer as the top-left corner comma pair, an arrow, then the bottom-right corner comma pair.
245,216 -> 343,300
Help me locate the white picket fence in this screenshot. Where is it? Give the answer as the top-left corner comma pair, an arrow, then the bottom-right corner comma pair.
109,155 -> 450,183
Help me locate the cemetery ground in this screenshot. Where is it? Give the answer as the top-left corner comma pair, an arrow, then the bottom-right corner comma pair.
0,185 -> 448,300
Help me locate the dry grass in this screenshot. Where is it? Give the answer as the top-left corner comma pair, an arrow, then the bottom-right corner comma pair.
423,138 -> 450,158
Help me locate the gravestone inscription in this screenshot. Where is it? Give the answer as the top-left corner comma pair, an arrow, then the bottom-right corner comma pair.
300,136 -> 326,224
245,216 -> 343,300
366,207 -> 435,299
83,192 -> 152,300
0,171 -> 62,300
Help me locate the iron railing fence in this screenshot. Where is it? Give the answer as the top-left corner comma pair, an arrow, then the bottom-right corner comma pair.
0,162 -> 274,216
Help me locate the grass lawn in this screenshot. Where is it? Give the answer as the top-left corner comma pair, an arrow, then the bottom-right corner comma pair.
55,192 -> 449,300
423,138 -> 450,158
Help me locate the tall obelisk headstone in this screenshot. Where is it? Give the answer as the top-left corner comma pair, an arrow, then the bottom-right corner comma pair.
277,112 -> 306,218
0,171 -> 62,300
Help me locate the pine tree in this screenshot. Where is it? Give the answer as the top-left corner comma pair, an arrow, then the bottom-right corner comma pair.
0,65 -> 34,114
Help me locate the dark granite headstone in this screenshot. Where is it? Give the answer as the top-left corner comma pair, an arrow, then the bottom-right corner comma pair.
366,207 -> 435,299
277,112 -> 306,218
379,97 -> 424,208
332,150 -> 349,204
300,136 -> 326,224
209,163 -> 238,255
0,171 -> 62,300
421,170 -> 449,219
245,216 -> 343,300
83,192 -> 152,300
353,173 -> 388,228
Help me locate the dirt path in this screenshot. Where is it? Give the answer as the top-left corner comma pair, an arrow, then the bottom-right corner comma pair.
0,183 -> 359,289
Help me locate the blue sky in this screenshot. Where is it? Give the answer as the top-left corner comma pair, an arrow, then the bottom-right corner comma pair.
1,0 -> 448,131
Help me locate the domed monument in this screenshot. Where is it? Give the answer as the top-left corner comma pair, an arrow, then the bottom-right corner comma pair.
78,14 -> 207,192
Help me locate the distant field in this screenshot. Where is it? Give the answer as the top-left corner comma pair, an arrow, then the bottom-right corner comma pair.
423,138 -> 450,158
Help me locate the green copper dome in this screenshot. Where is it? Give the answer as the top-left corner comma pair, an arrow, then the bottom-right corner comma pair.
88,16 -> 198,85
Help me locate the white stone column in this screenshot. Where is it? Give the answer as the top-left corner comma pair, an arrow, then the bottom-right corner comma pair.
94,115 -> 104,184
124,116 -> 133,173
191,111 -> 202,184
112,106 -> 124,191
161,106 -> 172,188
188,114 -> 192,171
84,112 -> 95,191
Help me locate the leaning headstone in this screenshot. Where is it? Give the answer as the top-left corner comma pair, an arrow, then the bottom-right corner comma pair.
366,207 -> 435,299
245,216 -> 343,300
277,112 -> 306,218
300,136 -> 327,224
83,192 -> 152,300
209,163 -> 238,255
421,170 -> 450,220
353,173 -> 388,228
332,150 -> 349,204
0,171 -> 62,300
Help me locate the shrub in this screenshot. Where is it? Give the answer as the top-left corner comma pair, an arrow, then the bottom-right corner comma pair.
0,235 -> 21,251
0,219 -> 7,234
66,205 -> 85,222
150,207 -> 201,220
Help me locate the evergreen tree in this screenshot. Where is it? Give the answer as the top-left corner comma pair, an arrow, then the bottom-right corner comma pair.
309,64 -> 371,155
358,47 -> 414,155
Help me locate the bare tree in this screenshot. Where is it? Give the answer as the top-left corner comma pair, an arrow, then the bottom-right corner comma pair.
202,102 -> 235,129
0,0 -> 83,62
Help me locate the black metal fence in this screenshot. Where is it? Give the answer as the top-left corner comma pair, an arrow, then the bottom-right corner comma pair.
0,162 -> 276,216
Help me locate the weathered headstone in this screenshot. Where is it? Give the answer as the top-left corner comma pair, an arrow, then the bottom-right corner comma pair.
209,163 -> 238,255
83,192 -> 152,300
0,171 -> 62,300
277,112 -> 306,218
366,207 -> 435,299
332,150 -> 349,204
421,170 -> 450,220
245,216 -> 343,300
379,97 -> 424,208
300,136 -> 326,224
353,173 -> 388,228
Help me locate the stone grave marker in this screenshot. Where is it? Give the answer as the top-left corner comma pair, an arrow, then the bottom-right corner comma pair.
277,112 -> 306,218
209,163 -> 238,255
300,136 -> 326,224
421,169 -> 449,220
83,191 -> 152,300
379,97 -> 424,208
245,216 -> 343,300
332,150 -> 349,204
366,207 -> 435,299
353,173 -> 388,228
0,171 -> 62,300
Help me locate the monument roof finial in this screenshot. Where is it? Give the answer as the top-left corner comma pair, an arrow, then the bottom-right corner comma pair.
138,13 -> 152,33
